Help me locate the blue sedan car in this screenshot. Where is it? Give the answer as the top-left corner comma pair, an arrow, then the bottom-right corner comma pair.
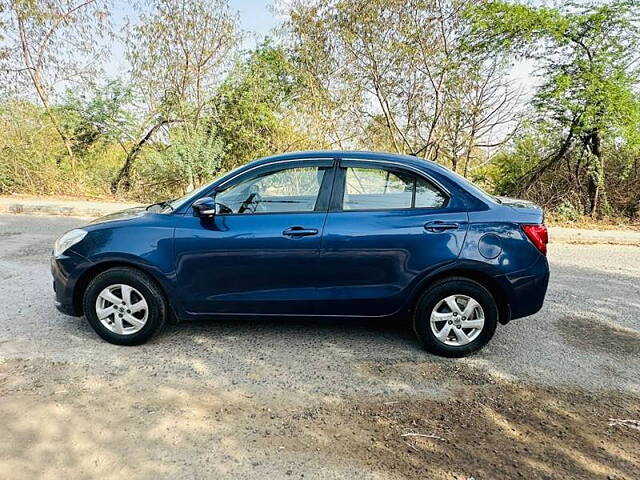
51,151 -> 549,357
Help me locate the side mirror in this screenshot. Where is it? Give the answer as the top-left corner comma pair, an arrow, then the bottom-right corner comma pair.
192,196 -> 217,218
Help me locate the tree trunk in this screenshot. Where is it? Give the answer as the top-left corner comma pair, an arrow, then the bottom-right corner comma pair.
515,117 -> 578,196
16,15 -> 76,168
451,156 -> 458,173
111,120 -> 170,193
585,129 -> 603,217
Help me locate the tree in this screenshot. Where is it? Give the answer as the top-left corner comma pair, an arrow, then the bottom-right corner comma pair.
437,57 -> 522,175
284,0 -> 518,172
111,0 -> 240,192
127,0 -> 239,127
58,80 -> 135,154
210,42 -> 310,170
467,0 -> 640,216
0,0 -> 111,169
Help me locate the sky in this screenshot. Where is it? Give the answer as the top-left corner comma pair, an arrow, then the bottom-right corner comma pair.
229,0 -> 279,41
106,0 -> 279,77
105,0 -> 535,93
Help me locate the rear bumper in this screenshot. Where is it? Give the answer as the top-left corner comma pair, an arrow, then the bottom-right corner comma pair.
51,251 -> 93,317
499,254 -> 550,321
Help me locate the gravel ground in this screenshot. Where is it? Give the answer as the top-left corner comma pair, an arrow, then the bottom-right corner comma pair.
0,214 -> 638,480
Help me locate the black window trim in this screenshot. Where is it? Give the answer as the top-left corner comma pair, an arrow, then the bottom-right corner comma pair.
331,158 -> 451,213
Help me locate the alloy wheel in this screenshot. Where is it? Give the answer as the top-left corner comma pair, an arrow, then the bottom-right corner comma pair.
95,284 -> 149,335
429,294 -> 485,346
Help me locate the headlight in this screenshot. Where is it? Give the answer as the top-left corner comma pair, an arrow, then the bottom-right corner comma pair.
53,229 -> 88,257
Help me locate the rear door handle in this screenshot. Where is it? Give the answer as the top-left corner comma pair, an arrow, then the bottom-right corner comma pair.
424,221 -> 459,233
283,226 -> 319,237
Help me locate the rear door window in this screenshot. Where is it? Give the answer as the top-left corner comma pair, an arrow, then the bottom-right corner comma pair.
415,176 -> 447,208
342,166 -> 446,210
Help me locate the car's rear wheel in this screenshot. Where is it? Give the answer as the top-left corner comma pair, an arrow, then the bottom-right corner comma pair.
83,267 -> 167,345
413,277 -> 498,357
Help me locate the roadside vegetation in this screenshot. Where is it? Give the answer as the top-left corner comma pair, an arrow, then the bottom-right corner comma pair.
1,0 -> 639,222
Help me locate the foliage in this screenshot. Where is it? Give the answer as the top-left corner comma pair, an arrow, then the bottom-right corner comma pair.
210,41 -> 313,170
0,0 -> 639,222
467,0 -> 640,216
57,81 -> 136,154
0,100 -> 65,194
488,122 -> 640,220
487,122 -> 559,195
0,99 -> 119,197
136,128 -> 224,200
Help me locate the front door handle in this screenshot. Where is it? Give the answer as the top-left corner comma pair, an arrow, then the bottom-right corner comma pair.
283,226 -> 319,237
424,221 -> 459,233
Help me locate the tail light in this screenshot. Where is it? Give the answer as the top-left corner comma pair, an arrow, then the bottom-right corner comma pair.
521,224 -> 548,255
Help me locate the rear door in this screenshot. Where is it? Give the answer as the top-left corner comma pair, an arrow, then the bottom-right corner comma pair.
316,159 -> 469,316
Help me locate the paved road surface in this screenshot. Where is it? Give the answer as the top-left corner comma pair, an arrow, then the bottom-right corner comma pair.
0,214 -> 638,480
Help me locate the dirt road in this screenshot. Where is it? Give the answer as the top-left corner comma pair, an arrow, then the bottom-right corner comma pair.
0,214 -> 638,479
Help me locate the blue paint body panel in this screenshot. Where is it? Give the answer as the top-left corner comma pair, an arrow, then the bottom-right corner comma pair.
316,208 -> 469,316
51,151 -> 549,325
173,212 -> 326,315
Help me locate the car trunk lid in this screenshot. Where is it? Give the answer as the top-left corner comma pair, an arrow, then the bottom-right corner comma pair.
497,196 -> 544,224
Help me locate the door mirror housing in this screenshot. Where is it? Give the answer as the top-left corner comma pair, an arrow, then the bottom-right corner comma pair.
192,197 -> 217,218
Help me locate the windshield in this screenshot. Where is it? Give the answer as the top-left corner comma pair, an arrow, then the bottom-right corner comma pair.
165,182 -> 212,211
165,166 -> 254,211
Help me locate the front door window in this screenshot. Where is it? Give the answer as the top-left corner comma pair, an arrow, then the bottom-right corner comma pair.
216,166 -> 328,214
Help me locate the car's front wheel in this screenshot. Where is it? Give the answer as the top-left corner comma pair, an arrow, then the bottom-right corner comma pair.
83,267 -> 167,345
413,277 -> 498,357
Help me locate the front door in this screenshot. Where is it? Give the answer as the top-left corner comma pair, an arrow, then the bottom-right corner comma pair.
174,160 -> 335,315
316,160 -> 469,316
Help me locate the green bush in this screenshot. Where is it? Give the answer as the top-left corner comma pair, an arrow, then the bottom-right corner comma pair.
132,128 -> 225,201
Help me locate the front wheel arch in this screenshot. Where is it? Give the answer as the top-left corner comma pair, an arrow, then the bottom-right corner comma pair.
73,261 -> 177,322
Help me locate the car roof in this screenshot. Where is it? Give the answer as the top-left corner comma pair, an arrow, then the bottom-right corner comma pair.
255,150 -> 428,163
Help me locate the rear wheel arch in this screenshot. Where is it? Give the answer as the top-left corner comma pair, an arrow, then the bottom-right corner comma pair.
73,261 -> 176,321
410,269 -> 510,325
412,276 -> 499,357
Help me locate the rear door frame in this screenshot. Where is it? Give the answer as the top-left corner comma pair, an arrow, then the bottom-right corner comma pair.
316,156 -> 469,317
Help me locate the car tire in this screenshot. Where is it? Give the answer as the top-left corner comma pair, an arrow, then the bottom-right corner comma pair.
83,267 -> 168,346
413,277 -> 498,358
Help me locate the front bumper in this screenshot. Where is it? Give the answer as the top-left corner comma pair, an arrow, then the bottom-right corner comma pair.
51,250 -> 93,317
54,297 -> 77,316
